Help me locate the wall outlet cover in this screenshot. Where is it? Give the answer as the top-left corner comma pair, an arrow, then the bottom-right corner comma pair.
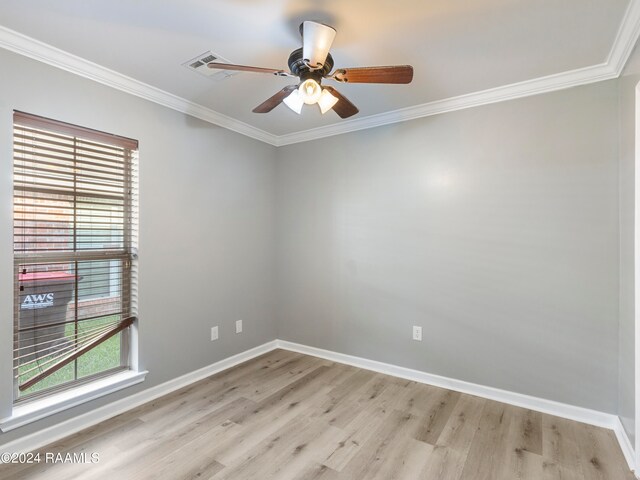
413,326 -> 422,341
236,320 -> 243,334
211,326 -> 219,341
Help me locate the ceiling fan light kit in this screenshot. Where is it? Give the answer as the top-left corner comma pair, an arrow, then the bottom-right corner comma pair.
281,78 -> 338,115
207,20 -> 414,119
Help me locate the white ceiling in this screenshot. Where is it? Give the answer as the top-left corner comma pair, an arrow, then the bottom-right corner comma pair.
0,0 -> 634,138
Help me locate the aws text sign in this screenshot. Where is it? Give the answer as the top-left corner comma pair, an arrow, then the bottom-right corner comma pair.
21,293 -> 54,310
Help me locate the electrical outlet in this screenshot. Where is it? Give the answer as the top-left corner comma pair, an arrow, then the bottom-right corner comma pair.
412,326 -> 422,341
211,326 -> 219,341
236,319 -> 243,334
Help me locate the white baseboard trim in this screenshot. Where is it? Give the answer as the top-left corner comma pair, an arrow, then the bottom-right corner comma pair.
613,416 -> 637,474
275,339 -> 636,472
1,338 -> 635,474
0,340 -> 278,454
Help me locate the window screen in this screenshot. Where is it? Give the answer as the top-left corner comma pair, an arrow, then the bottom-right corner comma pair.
13,111 -> 138,399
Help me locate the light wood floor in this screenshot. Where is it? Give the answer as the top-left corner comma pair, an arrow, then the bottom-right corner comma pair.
0,349 -> 634,479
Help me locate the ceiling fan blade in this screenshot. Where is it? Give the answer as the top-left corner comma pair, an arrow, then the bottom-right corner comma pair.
252,85 -> 298,113
207,62 -> 289,76
302,21 -> 337,69
323,86 -> 359,118
332,65 -> 414,84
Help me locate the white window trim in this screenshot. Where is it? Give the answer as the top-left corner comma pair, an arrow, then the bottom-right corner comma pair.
0,369 -> 147,432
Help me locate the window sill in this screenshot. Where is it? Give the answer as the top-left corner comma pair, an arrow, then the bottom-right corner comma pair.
0,370 -> 148,432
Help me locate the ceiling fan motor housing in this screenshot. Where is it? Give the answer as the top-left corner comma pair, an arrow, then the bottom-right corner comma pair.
288,48 -> 333,84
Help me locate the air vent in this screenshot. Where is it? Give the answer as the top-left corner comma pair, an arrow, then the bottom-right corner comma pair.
200,54 -> 217,64
183,51 -> 237,81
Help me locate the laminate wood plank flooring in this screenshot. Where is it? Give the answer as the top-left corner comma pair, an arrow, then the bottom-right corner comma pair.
0,349 -> 634,480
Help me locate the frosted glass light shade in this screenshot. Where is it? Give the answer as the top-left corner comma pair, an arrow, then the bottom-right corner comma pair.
302,21 -> 336,69
283,89 -> 304,114
318,89 -> 339,114
299,79 -> 322,105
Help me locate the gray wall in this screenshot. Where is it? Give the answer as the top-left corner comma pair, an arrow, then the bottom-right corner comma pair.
0,45 -> 630,446
0,49 -> 278,446
618,46 -> 640,443
275,80 -> 621,413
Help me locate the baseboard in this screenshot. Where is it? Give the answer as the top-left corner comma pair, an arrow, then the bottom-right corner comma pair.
613,416 -> 637,474
275,339 -> 636,472
1,337 -> 635,474
0,340 -> 279,454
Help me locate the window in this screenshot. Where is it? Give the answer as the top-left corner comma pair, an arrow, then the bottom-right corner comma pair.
13,111 -> 139,401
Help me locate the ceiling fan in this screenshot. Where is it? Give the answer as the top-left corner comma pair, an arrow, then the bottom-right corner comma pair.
207,21 -> 414,119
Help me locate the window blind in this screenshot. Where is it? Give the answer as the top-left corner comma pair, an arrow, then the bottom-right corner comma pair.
13,111 -> 138,397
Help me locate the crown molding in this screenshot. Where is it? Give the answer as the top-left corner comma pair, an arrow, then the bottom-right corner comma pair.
0,26 -> 279,146
1,0 -> 640,147
274,62 -> 616,146
276,0 -> 640,146
609,0 -> 640,75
